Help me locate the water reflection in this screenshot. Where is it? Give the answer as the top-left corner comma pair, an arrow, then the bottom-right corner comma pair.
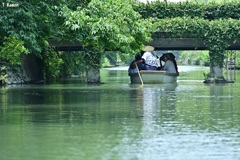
1,66 -> 240,160
143,83 -> 178,121
207,83 -> 240,131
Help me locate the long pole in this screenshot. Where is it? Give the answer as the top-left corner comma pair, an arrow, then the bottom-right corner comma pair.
135,63 -> 143,85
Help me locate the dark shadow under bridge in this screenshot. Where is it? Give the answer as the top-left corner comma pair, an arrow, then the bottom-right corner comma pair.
49,38 -> 240,51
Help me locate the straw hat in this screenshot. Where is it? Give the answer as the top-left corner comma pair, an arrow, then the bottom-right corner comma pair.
142,46 -> 154,52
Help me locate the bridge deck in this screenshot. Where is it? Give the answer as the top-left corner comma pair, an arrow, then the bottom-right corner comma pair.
49,38 -> 240,51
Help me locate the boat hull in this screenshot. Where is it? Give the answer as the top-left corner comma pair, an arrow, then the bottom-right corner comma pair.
129,70 -> 179,84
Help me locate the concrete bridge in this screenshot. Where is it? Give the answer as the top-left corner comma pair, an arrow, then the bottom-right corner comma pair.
49,38 -> 240,51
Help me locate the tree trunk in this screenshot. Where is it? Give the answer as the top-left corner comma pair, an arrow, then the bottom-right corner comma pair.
204,50 -> 228,83
204,62 -> 226,83
86,67 -> 100,83
210,65 -> 223,79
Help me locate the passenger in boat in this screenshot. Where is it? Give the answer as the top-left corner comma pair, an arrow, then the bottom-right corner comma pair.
128,54 -> 145,74
135,46 -> 159,70
159,53 -> 179,74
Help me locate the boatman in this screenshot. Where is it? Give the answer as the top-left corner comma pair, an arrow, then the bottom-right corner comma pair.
136,46 -> 159,70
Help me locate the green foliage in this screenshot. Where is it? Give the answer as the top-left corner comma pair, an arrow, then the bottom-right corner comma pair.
153,17 -> 240,67
203,18 -> 239,67
0,0 -> 78,80
104,52 -> 118,66
119,52 -> 136,65
0,36 -> 29,65
60,51 -> 86,76
1,1 -> 41,54
42,49 -> 63,81
60,0 -> 156,69
1,0 -> 240,82
102,57 -> 111,67
135,1 -> 240,20
134,1 -> 240,67
236,51 -> 240,66
203,71 -> 211,80
134,1 -> 240,68
178,51 -> 209,65
0,66 -> 8,84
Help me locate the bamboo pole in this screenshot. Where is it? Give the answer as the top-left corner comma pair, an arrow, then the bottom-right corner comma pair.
135,63 -> 143,85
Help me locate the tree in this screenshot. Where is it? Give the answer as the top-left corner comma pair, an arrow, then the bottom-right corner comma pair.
60,0 -> 155,83
0,0 -> 78,83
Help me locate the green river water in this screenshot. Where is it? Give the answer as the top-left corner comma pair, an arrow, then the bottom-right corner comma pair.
0,66 -> 240,160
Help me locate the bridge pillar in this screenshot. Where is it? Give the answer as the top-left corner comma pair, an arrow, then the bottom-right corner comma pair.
86,67 -> 100,83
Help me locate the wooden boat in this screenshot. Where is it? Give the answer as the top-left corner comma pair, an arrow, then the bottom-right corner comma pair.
129,70 -> 179,84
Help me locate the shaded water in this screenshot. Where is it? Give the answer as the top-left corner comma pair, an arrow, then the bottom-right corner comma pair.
1,66 -> 240,160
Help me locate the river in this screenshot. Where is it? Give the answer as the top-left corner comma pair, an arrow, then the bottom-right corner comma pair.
0,66 -> 240,160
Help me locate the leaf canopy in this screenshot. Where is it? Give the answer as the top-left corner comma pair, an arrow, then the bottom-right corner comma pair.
61,0 -> 155,54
